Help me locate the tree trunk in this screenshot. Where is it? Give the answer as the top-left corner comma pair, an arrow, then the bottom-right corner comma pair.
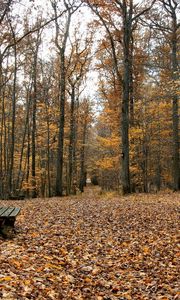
79,114 -> 87,193
129,36 -> 134,125
31,31 -> 41,198
45,94 -> 51,197
55,7 -> 71,196
9,43 -> 17,195
16,87 -> 31,193
121,3 -> 131,194
142,141 -> 148,193
31,51 -> 38,198
171,12 -> 179,191
0,58 -> 4,197
26,116 -> 31,198
68,85 -> 76,194
56,50 -> 66,196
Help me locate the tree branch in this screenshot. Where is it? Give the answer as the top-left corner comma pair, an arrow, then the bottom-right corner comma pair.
132,0 -> 156,22
0,0 -> 12,25
1,8 -> 68,59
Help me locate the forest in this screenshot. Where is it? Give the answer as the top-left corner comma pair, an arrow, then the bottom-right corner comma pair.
0,1 -> 179,299
0,0 -> 179,199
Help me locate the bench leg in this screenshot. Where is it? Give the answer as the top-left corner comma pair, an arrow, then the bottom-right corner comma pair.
0,218 -> 16,238
4,217 -> 15,227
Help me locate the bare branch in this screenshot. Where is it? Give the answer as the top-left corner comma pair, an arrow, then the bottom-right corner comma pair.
132,0 -> 156,22
1,8 -> 68,59
0,0 -> 12,24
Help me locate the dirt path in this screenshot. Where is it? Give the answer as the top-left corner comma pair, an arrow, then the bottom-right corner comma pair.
0,189 -> 179,299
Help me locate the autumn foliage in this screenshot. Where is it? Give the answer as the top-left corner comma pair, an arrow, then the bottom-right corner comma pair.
0,0 -> 179,199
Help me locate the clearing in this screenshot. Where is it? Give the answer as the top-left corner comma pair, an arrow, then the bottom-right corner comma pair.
0,187 -> 179,300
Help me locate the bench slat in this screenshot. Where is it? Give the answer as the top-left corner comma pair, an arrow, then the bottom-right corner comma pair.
9,207 -> 21,217
0,207 -> 9,217
1,207 -> 15,217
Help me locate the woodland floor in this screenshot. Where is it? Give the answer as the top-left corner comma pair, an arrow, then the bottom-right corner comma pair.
0,187 -> 179,300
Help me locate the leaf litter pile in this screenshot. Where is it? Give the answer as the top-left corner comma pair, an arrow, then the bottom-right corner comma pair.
0,188 -> 179,300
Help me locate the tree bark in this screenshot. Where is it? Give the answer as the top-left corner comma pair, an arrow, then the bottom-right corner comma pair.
16,86 -> 32,194
53,2 -> 72,196
45,97 -> 52,198
68,85 -> 76,194
55,48 -> 66,196
171,10 -> 179,191
8,22 -> 17,195
121,1 -> 132,194
31,37 -> 40,198
79,118 -> 87,193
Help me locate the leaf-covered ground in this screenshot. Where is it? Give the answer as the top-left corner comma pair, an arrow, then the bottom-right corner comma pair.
0,187 -> 179,300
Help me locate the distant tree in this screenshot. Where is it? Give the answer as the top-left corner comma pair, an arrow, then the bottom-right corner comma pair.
161,0 -> 179,191
52,0 -> 81,196
84,0 -> 156,194
148,0 -> 180,190
79,99 -> 91,192
66,29 -> 92,194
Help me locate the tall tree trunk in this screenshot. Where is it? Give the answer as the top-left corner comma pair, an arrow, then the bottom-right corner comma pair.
129,36 -> 134,125
31,33 -> 40,198
72,97 -> 79,194
26,116 -> 31,198
9,43 -> 17,195
31,55 -> 37,198
45,95 -> 51,197
2,90 -> 8,198
142,141 -> 148,193
79,120 -> 87,193
156,111 -> 161,191
0,91 -> 6,198
0,58 -> 4,197
47,118 -> 51,197
56,50 -> 66,196
68,85 -> 75,194
121,1 -> 132,194
171,11 -> 179,191
16,87 -> 31,193
54,5 -> 71,196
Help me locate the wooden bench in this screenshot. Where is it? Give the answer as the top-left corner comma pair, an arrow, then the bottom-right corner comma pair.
0,207 -> 21,230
